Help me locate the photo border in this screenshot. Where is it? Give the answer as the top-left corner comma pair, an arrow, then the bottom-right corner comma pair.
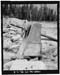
1,1 -> 59,74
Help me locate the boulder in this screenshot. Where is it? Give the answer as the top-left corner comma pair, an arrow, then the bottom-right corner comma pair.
3,38 -> 12,48
3,51 -> 16,60
24,43 -> 41,56
16,23 -> 41,57
25,23 -> 41,43
10,59 -> 47,70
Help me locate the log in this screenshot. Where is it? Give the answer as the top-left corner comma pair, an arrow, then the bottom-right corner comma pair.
41,34 -> 57,42
10,24 -> 25,31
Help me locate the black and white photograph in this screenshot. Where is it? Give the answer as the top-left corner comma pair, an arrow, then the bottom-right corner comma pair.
1,1 -> 59,74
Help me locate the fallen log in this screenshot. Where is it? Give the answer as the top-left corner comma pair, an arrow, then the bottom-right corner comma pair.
41,34 -> 57,42
10,24 -> 25,31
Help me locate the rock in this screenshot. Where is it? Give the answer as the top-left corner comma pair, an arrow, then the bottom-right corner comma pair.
25,23 -> 41,43
28,60 -> 47,70
24,43 -> 41,56
10,59 -> 28,70
10,59 -> 47,70
4,60 -> 14,70
16,41 -> 26,59
16,43 -> 41,58
3,38 -> 12,48
9,44 -> 19,49
3,17 -> 10,28
53,49 -> 57,56
22,23 -> 41,56
3,28 -> 9,33
11,34 -> 23,41
3,51 -> 16,60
